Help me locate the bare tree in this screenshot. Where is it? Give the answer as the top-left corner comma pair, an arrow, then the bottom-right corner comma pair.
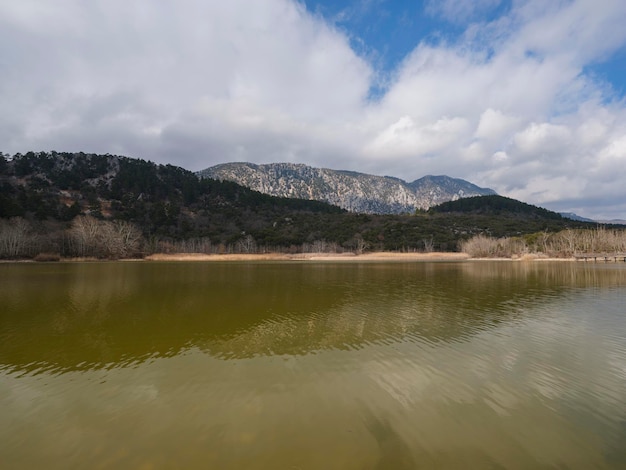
423,236 -> 434,253
68,216 -> 143,258
460,234 -> 497,257
236,234 -> 257,253
0,217 -> 32,258
313,240 -> 327,253
355,235 -> 368,255
68,215 -> 101,256
113,220 -> 142,257
170,237 -> 212,254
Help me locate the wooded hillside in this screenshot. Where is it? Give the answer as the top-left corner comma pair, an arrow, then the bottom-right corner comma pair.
0,151 -> 603,258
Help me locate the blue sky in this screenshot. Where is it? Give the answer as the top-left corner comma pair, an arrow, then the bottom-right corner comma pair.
307,0 -> 626,100
305,0 -> 489,94
586,46 -> 626,97
1,0 -> 626,219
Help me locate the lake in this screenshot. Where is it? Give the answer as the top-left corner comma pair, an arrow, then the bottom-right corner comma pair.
1,261 -> 625,469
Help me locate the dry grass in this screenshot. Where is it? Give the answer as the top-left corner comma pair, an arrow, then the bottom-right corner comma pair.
144,252 -> 470,262
145,253 -> 292,261
33,252 -> 61,262
461,227 -> 626,259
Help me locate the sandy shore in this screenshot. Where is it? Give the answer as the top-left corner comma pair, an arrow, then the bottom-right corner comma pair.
142,252 -> 594,263
2,252 -> 594,263
1,253 -> 605,263
144,252 -> 471,262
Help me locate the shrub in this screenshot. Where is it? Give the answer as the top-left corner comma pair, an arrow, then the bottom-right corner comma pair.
33,252 -> 61,262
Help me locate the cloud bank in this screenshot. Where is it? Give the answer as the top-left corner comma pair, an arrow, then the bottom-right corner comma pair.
1,0 -> 625,218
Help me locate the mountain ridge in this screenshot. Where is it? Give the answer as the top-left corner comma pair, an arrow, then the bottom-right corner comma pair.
0,151 -> 601,258
560,212 -> 596,223
197,162 -> 496,214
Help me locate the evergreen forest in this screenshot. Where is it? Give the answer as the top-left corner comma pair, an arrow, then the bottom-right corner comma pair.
0,151 -> 614,259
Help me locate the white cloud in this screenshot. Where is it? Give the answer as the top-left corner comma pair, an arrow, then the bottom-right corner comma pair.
365,115 -> 469,158
426,0 -> 503,23
510,0 -> 626,64
512,123 -> 572,158
475,109 -> 520,142
1,0 -> 626,218
0,0 -> 371,161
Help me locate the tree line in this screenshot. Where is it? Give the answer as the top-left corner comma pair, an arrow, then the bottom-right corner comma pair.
0,216 -> 142,260
1,151 -> 621,259
461,227 -> 626,258
0,215 -> 368,259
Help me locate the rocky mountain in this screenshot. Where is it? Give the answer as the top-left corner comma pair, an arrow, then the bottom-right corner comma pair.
1,152 -> 596,258
560,212 -> 596,223
198,162 -> 496,214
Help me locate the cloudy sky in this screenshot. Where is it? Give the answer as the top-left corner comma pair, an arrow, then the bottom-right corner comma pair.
1,0 -> 626,219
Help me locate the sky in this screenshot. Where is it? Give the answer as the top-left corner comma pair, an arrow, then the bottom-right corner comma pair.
1,0 -> 626,219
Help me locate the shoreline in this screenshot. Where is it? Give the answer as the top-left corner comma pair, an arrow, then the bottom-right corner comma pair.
141,252 -> 579,262
144,252 -> 469,262
1,252 -> 611,263
143,252 -> 471,262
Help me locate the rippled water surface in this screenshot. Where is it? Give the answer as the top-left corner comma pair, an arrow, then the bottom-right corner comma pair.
1,261 -> 626,469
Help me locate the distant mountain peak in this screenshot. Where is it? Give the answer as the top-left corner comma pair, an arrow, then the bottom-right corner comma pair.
560,212 -> 596,223
198,162 -> 496,214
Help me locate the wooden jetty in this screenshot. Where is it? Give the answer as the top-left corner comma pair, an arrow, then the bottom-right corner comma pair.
574,253 -> 626,262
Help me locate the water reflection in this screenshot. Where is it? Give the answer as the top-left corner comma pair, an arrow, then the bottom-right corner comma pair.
1,261 -> 626,468
1,262 -> 626,374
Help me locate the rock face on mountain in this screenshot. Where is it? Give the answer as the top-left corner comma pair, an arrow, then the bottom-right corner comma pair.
560,212 -> 596,223
198,162 -> 496,214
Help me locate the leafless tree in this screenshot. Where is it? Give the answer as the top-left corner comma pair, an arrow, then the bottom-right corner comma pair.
461,227 -> 626,258
423,236 -> 434,253
68,215 -> 101,256
0,217 -> 32,258
236,234 -> 257,253
67,215 -> 143,258
113,220 -> 142,256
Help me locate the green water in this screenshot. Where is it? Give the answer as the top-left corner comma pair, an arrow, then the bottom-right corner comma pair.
1,261 -> 625,469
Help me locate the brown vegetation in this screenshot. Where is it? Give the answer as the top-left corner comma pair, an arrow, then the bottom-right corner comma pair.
2,214 -> 625,262
461,227 -> 626,258
145,252 -> 469,262
0,216 -> 143,260
0,216 -> 390,260
67,216 -> 142,259
33,252 -> 61,262
0,217 -> 33,258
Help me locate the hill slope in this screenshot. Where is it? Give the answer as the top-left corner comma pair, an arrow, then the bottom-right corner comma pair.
1,152 -> 597,257
198,162 -> 496,214
431,195 -> 563,219
0,151 -> 342,243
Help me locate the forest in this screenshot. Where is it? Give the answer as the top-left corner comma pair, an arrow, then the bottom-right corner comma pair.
0,151 -> 619,259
